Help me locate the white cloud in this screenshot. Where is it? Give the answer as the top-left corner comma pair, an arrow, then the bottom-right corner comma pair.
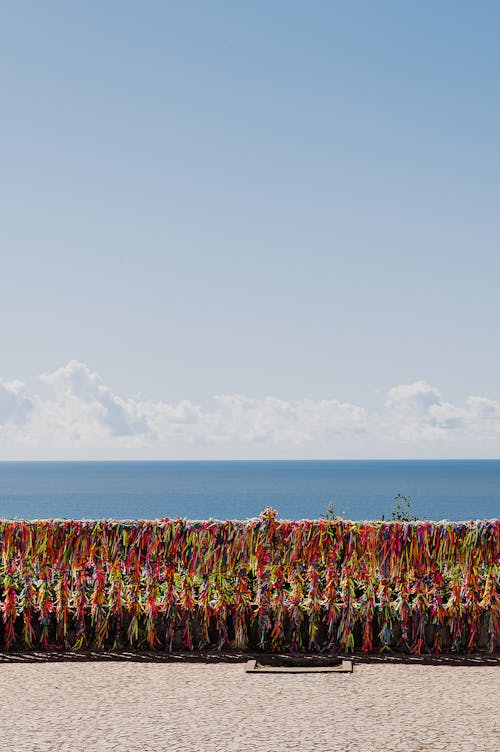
0,362 -> 499,459
383,380 -> 467,442
466,396 -> 500,419
39,360 -> 150,438
385,380 -> 442,415
0,379 -> 33,427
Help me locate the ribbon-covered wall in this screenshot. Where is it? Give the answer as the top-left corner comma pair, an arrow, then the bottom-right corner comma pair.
0,508 -> 498,653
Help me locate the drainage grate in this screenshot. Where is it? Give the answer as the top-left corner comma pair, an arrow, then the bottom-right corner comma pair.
245,657 -> 353,674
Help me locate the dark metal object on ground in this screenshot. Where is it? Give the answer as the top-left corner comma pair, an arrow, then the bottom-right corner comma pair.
245,656 -> 353,673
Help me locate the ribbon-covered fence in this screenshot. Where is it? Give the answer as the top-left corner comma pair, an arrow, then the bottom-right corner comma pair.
0,509 -> 498,654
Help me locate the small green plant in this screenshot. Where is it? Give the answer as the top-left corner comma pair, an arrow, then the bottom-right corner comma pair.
391,492 -> 417,522
323,501 -> 351,520
323,494 -> 420,521
323,501 -> 339,520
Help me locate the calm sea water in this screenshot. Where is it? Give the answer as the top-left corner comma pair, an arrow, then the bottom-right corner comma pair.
0,460 -> 498,521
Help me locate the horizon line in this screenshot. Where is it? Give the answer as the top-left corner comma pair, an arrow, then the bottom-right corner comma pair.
0,457 -> 499,464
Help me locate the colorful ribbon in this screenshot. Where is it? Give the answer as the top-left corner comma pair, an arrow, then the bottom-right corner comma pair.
0,509 -> 498,653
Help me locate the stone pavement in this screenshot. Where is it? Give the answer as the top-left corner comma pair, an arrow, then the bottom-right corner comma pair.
0,661 -> 498,751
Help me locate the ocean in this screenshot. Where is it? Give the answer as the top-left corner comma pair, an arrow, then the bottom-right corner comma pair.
0,459 -> 498,521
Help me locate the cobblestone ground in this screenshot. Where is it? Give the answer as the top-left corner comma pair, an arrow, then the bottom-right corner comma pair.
0,662 -> 498,751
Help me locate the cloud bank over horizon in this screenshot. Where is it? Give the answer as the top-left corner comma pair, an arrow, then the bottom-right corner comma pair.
0,360 -> 499,460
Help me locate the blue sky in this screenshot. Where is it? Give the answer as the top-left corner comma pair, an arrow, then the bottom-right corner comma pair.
1,2 -> 499,458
